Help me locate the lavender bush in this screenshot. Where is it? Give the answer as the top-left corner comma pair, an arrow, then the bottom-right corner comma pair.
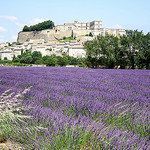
0,66 -> 149,150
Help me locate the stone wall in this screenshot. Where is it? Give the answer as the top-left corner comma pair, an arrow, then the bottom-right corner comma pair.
17,29 -> 92,43
73,29 -> 92,36
17,29 -> 71,43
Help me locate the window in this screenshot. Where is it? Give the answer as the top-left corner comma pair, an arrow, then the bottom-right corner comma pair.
68,27 -> 72,30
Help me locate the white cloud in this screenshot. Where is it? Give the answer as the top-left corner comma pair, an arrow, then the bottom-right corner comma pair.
11,35 -> 18,41
0,15 -> 24,28
0,26 -> 8,32
30,18 -> 49,25
0,15 -> 18,21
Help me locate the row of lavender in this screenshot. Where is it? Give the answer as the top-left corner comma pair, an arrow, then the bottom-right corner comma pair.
0,66 -> 149,149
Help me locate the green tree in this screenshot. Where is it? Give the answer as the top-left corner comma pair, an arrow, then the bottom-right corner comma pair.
34,59 -> 44,65
71,30 -> 74,38
124,30 -> 142,69
32,51 -> 42,63
89,32 -> 93,37
22,20 -> 55,32
46,56 -> 57,66
118,35 -> 130,68
57,56 -> 68,66
84,39 -> 100,68
43,55 -> 50,63
20,56 -> 33,64
84,34 -> 119,68
22,25 -> 30,32
136,32 -> 150,69
67,56 -> 78,65
85,30 -> 149,69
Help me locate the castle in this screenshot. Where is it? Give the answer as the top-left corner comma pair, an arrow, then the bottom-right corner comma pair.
17,20 -> 125,43
0,20 -> 126,60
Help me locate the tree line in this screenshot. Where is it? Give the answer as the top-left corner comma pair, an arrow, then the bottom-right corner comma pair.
84,30 -> 150,69
11,50 -> 84,67
22,20 -> 55,32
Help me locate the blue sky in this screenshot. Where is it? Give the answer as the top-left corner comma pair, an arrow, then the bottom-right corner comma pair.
0,0 -> 150,43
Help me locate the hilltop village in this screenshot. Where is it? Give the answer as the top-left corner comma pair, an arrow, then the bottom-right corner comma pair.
0,20 -> 126,60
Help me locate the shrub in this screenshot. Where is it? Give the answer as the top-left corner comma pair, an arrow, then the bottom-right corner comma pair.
16,42 -> 22,45
26,38 -> 30,42
13,62 -> 28,66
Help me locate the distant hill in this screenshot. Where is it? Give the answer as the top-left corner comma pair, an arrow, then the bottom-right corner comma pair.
22,20 -> 55,32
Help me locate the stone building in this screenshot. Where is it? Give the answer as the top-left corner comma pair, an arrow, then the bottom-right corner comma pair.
56,20 -> 102,31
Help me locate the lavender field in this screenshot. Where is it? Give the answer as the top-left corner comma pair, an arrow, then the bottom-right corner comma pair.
0,66 -> 150,150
